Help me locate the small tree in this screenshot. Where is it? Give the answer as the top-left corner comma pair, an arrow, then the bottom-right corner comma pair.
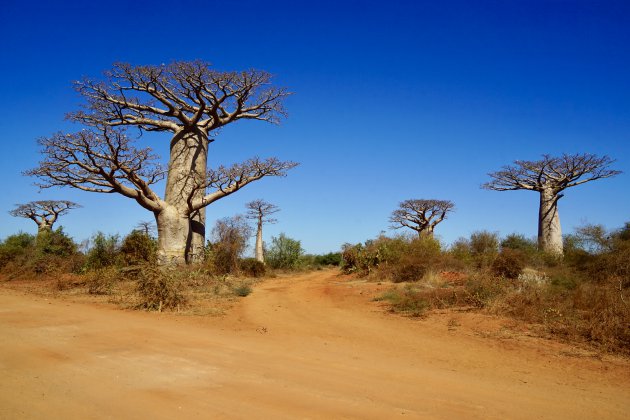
245,199 -> 280,263
207,215 -> 252,274
390,199 -> 455,237
483,153 -> 621,255
266,233 -> 304,269
9,200 -> 80,238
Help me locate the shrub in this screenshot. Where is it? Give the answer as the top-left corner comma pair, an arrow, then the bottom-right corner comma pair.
464,274 -> 506,308
207,216 -> 252,274
85,232 -> 121,270
36,227 -> 77,257
87,266 -> 120,295
314,252 -> 342,266
491,249 -> 526,279
0,232 -> 35,268
266,233 -> 304,269
120,229 -> 156,265
377,286 -> 430,317
470,230 -> 499,268
391,260 -> 427,283
240,258 -> 266,277
136,266 -> 186,311
232,282 -> 253,297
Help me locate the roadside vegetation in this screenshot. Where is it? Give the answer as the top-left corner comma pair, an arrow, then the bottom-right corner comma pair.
343,222 -> 630,355
0,220 -> 341,313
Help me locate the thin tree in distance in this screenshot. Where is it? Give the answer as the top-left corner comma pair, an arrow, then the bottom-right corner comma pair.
389,199 -> 455,237
67,61 -> 291,263
245,199 -> 280,263
10,200 -> 81,237
483,153 -> 621,255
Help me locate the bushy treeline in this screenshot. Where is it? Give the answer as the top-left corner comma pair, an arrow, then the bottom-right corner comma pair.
344,224 -> 630,355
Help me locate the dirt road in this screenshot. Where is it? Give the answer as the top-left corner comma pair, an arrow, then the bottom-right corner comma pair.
1,270 -> 628,419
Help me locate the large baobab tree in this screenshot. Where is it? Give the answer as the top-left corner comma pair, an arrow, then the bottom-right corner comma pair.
69,61 -> 289,262
390,199 -> 455,237
245,199 -> 280,263
27,128 -> 296,265
483,153 -> 621,255
10,200 -> 80,237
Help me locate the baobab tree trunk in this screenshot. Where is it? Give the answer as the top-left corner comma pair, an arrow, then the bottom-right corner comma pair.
164,130 -> 208,264
155,205 -> 190,265
35,223 -> 53,244
538,188 -> 563,256
255,217 -> 264,263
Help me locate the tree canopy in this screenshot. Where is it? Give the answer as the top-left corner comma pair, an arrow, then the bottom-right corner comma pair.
390,199 -> 455,236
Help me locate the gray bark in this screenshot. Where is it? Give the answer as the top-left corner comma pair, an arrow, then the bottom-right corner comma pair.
163,131 -> 208,264
255,217 -> 264,263
538,188 -> 563,255
155,205 -> 190,266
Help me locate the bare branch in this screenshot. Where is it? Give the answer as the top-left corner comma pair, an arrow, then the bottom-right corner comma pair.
25,128 -> 165,212
191,158 -> 298,211
69,61 -> 290,135
483,153 -> 622,192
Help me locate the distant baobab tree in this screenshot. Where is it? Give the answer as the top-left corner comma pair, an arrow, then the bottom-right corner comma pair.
245,199 -> 280,263
136,220 -> 157,237
483,153 -> 621,255
9,200 -> 80,236
390,199 -> 455,237
28,60 -> 297,265
28,128 -> 297,265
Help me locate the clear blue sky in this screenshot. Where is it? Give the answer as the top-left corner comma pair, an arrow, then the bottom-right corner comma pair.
1,0 -> 628,254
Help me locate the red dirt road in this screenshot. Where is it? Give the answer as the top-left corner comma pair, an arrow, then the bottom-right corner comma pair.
1,271 -> 628,419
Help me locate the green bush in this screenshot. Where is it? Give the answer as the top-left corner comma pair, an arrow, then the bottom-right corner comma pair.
36,227 -> 77,257
85,232 -> 121,270
500,233 -> 537,253
470,231 -> 499,268
314,252 -> 342,266
120,230 -> 156,265
0,232 -> 35,268
266,233 -> 304,269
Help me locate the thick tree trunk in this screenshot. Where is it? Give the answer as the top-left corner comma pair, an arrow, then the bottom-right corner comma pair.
155,205 -> 190,265
35,223 -> 52,244
538,188 -> 563,255
255,217 -> 264,263
164,130 -> 208,264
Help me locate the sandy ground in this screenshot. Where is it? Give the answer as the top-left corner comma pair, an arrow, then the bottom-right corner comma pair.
1,270 -> 629,419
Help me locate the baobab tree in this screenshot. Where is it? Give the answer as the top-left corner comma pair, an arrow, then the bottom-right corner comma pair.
9,200 -> 80,237
69,61 -> 290,262
27,128 -> 296,265
483,153 -> 621,255
390,199 -> 455,237
245,199 -> 280,263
